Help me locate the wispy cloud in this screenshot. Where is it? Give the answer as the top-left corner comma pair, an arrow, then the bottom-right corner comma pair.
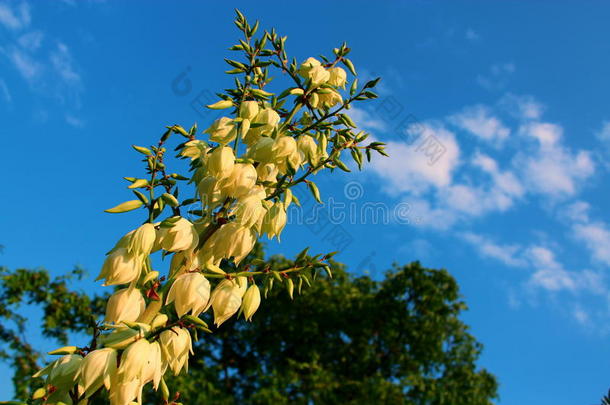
0,78 -> 11,103
449,104 -> 510,144
477,62 -> 515,91
0,1 -> 30,31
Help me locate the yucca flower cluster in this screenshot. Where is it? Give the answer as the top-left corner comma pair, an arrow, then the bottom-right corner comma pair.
30,10 -> 386,405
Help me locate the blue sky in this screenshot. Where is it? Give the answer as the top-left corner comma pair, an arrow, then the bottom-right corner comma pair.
1,1 -> 610,403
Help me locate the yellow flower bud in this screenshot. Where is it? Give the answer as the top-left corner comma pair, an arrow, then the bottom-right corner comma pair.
207,146 -> 235,180
97,248 -> 141,286
105,288 -> 146,325
327,66 -> 347,88
241,284 -> 261,321
204,117 -> 237,145
80,348 -> 118,398
206,99 -> 233,109
239,100 -> 259,120
166,272 -> 210,317
127,223 -> 156,256
157,217 -> 199,252
159,327 -> 193,375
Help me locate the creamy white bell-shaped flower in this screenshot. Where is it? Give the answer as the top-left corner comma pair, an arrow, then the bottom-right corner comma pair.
202,222 -> 256,265
109,377 -> 140,405
159,327 -> 193,375
248,136 -> 275,163
157,217 -> 199,252
298,57 -> 322,78
317,88 -> 343,109
222,163 -> 257,199
204,116 -> 237,145
140,341 -> 163,391
180,139 -> 208,161
241,284 -> 261,321
105,288 -> 146,325
256,163 -> 279,183
97,248 -> 141,286
207,146 -> 235,180
118,339 -> 152,382
233,186 -> 267,229
262,201 -> 287,240
127,223 -> 156,257
197,175 -> 224,209
169,249 -> 201,278
244,108 -> 280,145
79,348 -> 118,398
239,100 -> 259,120
297,135 -> 319,165
327,66 -> 347,88
166,272 -> 210,317
34,354 -> 82,390
208,277 -> 247,326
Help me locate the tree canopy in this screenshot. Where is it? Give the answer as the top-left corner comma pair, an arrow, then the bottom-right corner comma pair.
0,246 -> 498,404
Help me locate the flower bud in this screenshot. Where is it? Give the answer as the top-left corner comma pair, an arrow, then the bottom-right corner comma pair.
241,284 -> 261,321
105,288 -> 146,325
207,146 -> 235,180
166,272 -> 210,317
157,217 -> 199,252
208,277 -> 247,326
327,66 -> 347,88
80,348 -> 118,398
204,117 -> 237,145
159,327 -> 193,375
97,248 -> 141,286
262,201 -> 287,240
127,223 -> 156,256
239,100 -> 259,120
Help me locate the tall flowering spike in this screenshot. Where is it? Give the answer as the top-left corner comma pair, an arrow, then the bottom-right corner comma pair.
97,248 -> 141,286
159,327 -> 193,375
241,284 -> 261,321
105,288 -> 146,325
208,277 -> 248,327
204,116 -> 238,145
166,272 -> 211,317
79,348 -> 118,398
207,146 -> 235,180
157,217 -> 199,252
127,223 -> 156,256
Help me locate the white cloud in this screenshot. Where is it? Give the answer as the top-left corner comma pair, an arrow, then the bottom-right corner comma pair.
516,122 -> 595,197
0,79 -> 11,103
460,232 -> 526,267
477,63 -> 515,91
499,93 -> 544,120
17,30 -> 43,51
573,222 -> 610,266
369,122 -> 460,195
50,42 -> 81,86
449,105 -> 510,143
5,46 -> 40,80
0,1 -> 30,30
348,106 -> 387,132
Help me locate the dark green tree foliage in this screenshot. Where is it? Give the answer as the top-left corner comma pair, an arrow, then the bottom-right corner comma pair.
0,267 -> 107,400
0,252 -> 497,404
